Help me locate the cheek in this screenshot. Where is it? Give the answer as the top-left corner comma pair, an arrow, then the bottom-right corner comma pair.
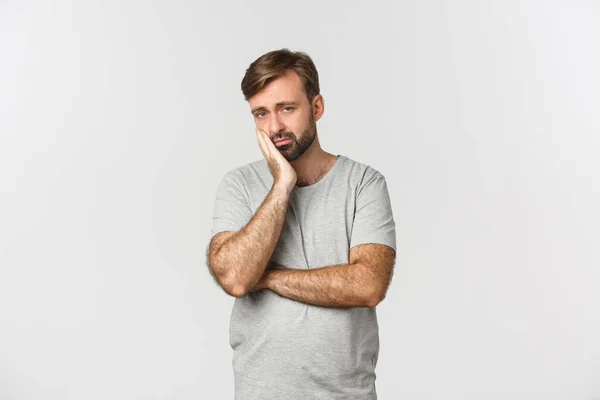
254,119 -> 268,129
288,114 -> 307,132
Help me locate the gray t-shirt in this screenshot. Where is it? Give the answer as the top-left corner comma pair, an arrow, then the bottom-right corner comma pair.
210,155 -> 396,400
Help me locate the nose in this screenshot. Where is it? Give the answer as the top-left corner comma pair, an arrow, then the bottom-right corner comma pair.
268,114 -> 285,136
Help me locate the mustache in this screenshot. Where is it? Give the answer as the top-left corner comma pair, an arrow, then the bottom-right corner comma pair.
271,132 -> 295,142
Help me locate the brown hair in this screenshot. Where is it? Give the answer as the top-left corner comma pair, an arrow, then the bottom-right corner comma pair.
241,48 -> 320,102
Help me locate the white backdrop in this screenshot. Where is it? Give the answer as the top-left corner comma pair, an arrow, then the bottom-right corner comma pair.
1,1 -> 599,399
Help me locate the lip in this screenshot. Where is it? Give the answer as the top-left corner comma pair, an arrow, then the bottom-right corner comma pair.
274,139 -> 292,147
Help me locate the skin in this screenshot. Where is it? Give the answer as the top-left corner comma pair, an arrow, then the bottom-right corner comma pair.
207,69 -> 396,307
249,69 -> 336,186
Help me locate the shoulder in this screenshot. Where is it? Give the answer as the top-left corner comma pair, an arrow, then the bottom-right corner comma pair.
338,155 -> 389,187
219,158 -> 269,187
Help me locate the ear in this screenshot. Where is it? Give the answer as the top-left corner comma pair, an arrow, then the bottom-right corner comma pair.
312,94 -> 325,122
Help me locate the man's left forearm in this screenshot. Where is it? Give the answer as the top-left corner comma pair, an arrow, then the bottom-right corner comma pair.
258,263 -> 382,308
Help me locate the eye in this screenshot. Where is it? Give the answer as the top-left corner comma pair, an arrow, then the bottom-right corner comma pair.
255,111 -> 266,118
282,107 -> 293,112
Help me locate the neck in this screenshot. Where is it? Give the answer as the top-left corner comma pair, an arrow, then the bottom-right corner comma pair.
290,135 -> 338,187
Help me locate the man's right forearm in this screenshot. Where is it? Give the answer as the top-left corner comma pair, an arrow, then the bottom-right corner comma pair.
212,184 -> 291,297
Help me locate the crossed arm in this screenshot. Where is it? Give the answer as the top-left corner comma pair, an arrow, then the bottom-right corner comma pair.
210,238 -> 395,308
249,243 -> 395,308
207,183 -> 396,308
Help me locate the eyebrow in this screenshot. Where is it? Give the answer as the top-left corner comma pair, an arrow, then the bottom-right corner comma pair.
251,101 -> 300,115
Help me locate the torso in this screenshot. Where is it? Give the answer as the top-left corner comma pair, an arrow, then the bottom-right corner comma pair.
221,154 -> 394,399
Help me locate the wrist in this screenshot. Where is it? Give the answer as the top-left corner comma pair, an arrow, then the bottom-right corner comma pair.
264,269 -> 278,290
272,182 -> 293,197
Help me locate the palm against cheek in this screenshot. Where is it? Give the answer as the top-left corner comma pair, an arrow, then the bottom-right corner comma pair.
255,128 -> 297,187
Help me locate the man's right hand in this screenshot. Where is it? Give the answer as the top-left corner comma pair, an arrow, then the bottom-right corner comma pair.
256,128 -> 297,193
208,131 -> 295,297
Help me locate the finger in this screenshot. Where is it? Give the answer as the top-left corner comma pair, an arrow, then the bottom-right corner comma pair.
255,128 -> 270,158
256,128 -> 286,166
259,129 -> 280,153
258,129 -> 279,159
257,128 -> 272,149
257,128 -> 271,147
255,127 -> 264,146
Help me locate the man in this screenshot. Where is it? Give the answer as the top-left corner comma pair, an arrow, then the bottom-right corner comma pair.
207,48 -> 397,399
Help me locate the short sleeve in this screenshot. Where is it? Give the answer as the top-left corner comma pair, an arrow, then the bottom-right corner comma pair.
349,172 -> 397,252
210,173 -> 253,239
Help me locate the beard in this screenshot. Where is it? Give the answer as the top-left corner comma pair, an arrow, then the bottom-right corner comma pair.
271,111 -> 317,162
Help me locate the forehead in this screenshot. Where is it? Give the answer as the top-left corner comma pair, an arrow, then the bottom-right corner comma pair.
249,70 -> 306,108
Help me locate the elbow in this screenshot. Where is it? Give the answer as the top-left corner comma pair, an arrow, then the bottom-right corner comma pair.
224,282 -> 249,298
209,265 -> 249,298
365,296 -> 382,308
209,257 -> 249,298
220,274 -> 251,298
365,286 -> 386,308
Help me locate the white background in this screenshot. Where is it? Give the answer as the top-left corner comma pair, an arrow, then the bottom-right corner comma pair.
1,1 -> 599,399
